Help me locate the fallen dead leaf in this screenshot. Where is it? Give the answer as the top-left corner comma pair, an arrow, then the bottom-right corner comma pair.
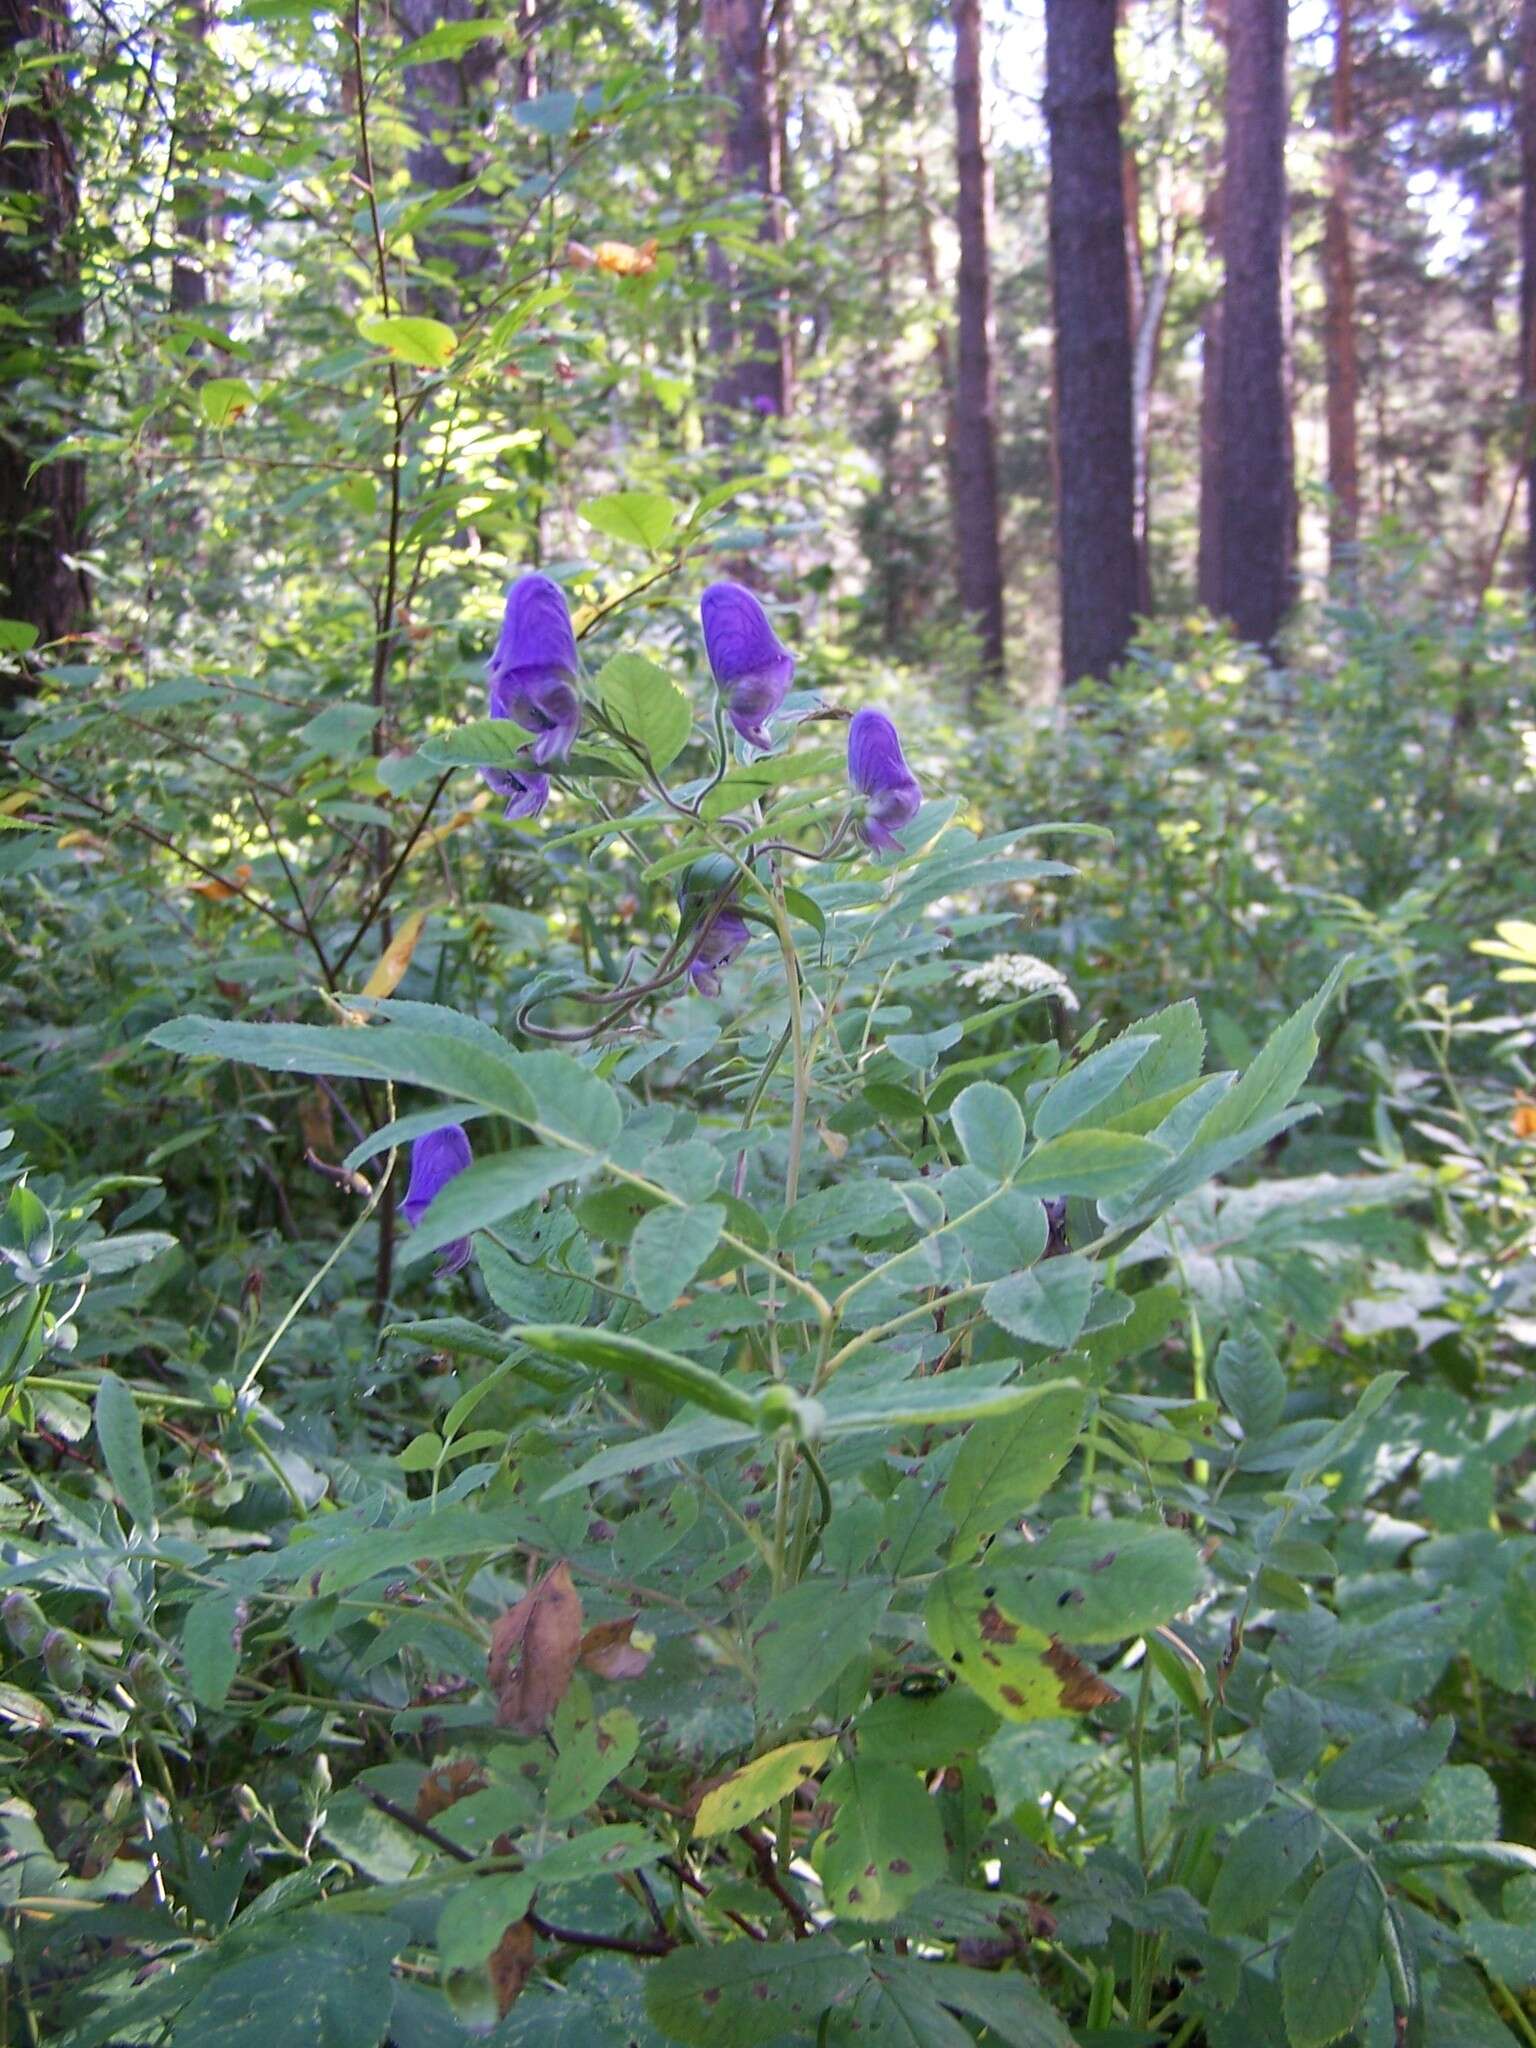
488,1560 -> 583,1734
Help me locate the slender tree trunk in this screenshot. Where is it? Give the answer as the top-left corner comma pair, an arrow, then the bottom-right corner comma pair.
1197,0 -> 1226,611
172,0 -> 214,316
394,0 -> 506,290
1044,0 -> 1139,684
950,0 -> 1005,698
1323,0 -> 1360,578
1213,0 -> 1293,650
702,0 -> 789,421
1522,0 -> 1536,592
0,0 -> 88,665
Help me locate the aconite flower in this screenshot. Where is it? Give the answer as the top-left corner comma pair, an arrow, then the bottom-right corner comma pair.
401,1124 -> 474,1276
488,573 -> 581,766
848,708 -> 922,856
700,581 -> 794,751
481,763 -> 550,823
678,854 -> 751,997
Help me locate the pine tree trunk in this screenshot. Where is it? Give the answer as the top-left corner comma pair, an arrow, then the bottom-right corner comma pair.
172,0 -> 214,316
702,0 -> 789,421
1213,0 -> 1293,651
1521,0 -> 1536,592
1196,0 -> 1227,612
0,0 -> 88,663
950,0 -> 1006,698
1044,0 -> 1138,684
1324,0 -> 1361,579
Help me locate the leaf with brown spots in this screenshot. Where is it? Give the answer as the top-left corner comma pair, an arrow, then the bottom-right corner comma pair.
488,1917 -> 537,2017
579,1614 -> 652,1680
416,1757 -> 488,1821
488,1561 -> 583,1735
1044,1637 -> 1120,1712
926,1566 -> 1120,1722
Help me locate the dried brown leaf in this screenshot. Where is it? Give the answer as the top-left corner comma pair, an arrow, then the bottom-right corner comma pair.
487,1560 -> 583,1734
578,1614 -> 651,1680
415,1757 -> 488,1821
489,1917 -> 537,2017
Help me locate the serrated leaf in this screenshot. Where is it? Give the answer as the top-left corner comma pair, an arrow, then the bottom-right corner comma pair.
595,652 -> 694,771
1280,1857 -> 1383,2048
1033,1035 -> 1155,1141
984,1259 -> 1093,1349
924,1570 -> 1119,1722
815,1758 -> 944,1922
357,312 -> 458,366
752,1580 -> 889,1724
944,1385 -> 1088,1554
630,1204 -> 725,1313
694,1739 -> 836,1836
579,490 -> 677,551
949,1082 -> 1026,1180
94,1373 -> 157,1532
1208,1808 -> 1322,1933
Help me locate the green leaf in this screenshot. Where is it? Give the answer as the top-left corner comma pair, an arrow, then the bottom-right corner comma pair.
1197,963 -> 1349,1150
419,718 -> 541,770
165,1919 -> 401,2048
645,1936 -> 866,2047
630,1204 -> 725,1313
987,1517 -> 1204,1643
984,1259 -> 1094,1349
94,1373 -> 157,1532
395,1432 -> 444,1472
1262,1684 -> 1324,1780
545,1706 -> 642,1821
579,490 -> 677,552
399,1146 -> 591,1266
1314,1717 -> 1453,1813
357,312 -> 458,367
949,1082 -> 1026,1181
693,1739 -> 836,1836
437,1872 -> 534,1970
1208,1808 -> 1323,1933
512,1324 -> 759,1424
399,15 -> 518,61
1280,1857 -> 1383,2048
181,1592 -> 242,1709
1215,1325 -> 1286,1440
892,1960 -> 1078,2047
0,619 -> 39,652
196,375 -> 258,426
815,1758 -> 945,1922
1094,1001 -> 1208,1127
1033,1035 -> 1156,1141
856,1689 -> 998,1769
595,653 -> 694,772
925,1570 -> 1112,1723
944,1384 -> 1088,1554
1011,1130 -> 1168,1199
753,1580 -> 889,1724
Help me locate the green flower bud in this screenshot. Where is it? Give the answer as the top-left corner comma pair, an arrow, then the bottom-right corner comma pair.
106,1567 -> 140,1636
41,1629 -> 85,1692
2,1591 -> 48,1657
128,1651 -> 173,1710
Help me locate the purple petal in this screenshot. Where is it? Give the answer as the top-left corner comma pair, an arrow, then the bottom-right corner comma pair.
434,1237 -> 473,1278
490,574 -> 578,683
687,907 -> 750,996
848,708 -> 922,855
401,1124 -> 473,1230
491,673 -> 582,765
700,582 -> 794,751
480,763 -> 550,821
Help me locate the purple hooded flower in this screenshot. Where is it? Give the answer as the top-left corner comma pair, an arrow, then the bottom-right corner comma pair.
688,907 -> 751,997
480,762 -> 550,822
848,708 -> 922,856
402,1123 -> 474,1277
700,582 -> 794,751
488,573 -> 581,766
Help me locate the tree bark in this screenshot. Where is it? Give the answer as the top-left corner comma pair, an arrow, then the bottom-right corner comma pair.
0,0 -> 88,661
1323,0 -> 1361,580
1213,0 -> 1293,651
702,0 -> 790,421
394,0 -> 507,290
1522,0 -> 1536,592
171,0 -> 215,316
1044,0 -> 1139,684
1196,0 -> 1226,612
950,0 -> 1005,697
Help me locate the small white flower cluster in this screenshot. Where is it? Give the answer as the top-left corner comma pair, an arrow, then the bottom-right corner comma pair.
957,953 -> 1080,1012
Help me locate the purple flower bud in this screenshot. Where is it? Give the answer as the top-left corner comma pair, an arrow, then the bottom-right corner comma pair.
480,762 -> 550,822
488,573 -> 581,766
700,581 -> 794,752
749,394 -> 779,417
689,907 -> 752,997
848,708 -> 922,856
402,1123 -> 474,1277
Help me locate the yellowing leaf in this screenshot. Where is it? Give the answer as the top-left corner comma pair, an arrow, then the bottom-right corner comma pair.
593,237 -> 658,277
361,909 -> 428,1000
693,1739 -> 835,1836
188,862 -> 253,900
357,313 -> 458,368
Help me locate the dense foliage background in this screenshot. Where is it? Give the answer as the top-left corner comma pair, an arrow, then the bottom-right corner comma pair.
4,2 -> 1536,2045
